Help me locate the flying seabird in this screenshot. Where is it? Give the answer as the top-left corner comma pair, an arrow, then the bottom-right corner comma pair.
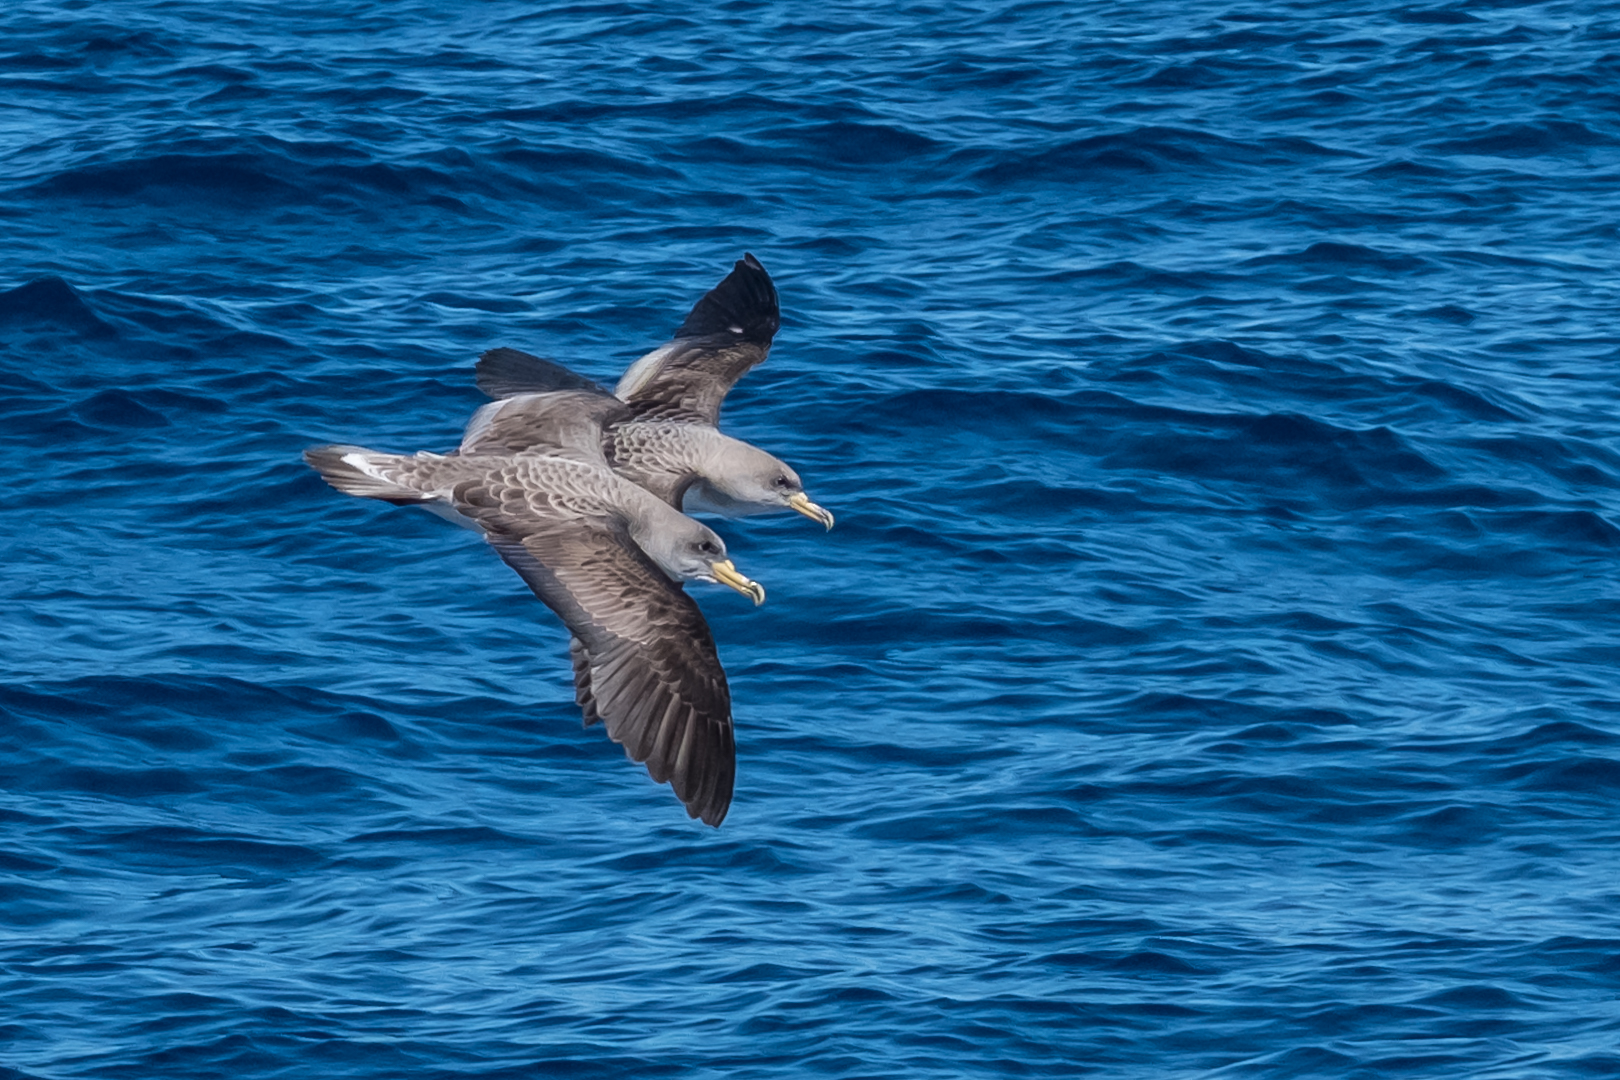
473,254 -> 835,528
303,391 -> 763,826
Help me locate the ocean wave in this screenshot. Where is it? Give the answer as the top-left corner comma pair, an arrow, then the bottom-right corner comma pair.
4,0 -> 1620,1076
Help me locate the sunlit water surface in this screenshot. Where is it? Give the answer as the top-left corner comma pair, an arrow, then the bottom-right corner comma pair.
2,1 -> 1619,1076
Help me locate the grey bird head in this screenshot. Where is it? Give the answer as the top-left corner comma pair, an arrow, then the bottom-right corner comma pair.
633,512 -> 766,605
697,441 -> 836,529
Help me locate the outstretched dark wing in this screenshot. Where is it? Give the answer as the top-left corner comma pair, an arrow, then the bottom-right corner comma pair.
479,515 -> 735,826
459,389 -> 632,462
476,347 -> 613,400
613,253 -> 780,425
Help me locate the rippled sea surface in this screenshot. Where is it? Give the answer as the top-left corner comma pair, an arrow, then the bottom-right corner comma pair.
4,1 -> 1620,1076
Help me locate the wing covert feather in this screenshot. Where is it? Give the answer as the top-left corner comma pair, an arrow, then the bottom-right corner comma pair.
460,391 -> 631,461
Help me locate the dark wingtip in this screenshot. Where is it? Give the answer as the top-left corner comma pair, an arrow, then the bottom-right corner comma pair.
476,347 -> 612,399
674,254 -> 779,345
694,784 -> 731,827
692,728 -> 735,827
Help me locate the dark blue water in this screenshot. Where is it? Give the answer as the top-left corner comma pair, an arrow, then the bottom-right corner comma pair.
4,1 -> 1619,1076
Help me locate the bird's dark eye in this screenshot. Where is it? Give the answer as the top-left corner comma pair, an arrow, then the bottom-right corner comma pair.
773,475 -> 791,488
698,540 -> 717,554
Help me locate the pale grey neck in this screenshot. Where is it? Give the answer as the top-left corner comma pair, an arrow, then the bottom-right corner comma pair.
684,424 -> 751,475
621,480 -> 701,578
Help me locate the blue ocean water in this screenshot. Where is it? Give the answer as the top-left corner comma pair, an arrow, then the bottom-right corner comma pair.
3,0 -> 1619,1075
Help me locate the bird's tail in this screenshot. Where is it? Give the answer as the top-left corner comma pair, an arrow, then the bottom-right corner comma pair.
303,444 -> 429,505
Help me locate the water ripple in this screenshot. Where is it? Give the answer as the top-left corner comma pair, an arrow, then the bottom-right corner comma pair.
2,1 -> 1619,1077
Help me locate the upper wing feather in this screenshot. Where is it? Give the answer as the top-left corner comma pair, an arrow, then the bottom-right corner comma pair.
476,510 -> 735,825
613,253 -> 780,425
459,390 -> 632,462
477,347 -> 614,400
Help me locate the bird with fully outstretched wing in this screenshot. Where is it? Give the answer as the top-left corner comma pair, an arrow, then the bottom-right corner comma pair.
472,255 -> 834,528
304,390 -> 763,825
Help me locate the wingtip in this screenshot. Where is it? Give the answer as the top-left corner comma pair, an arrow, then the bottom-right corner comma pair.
692,783 -> 732,827
475,346 -> 612,399
680,724 -> 735,827
674,254 -> 780,345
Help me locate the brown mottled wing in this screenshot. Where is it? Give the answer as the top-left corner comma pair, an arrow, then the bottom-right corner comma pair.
459,390 -> 632,463
481,516 -> 736,826
613,253 -> 779,425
